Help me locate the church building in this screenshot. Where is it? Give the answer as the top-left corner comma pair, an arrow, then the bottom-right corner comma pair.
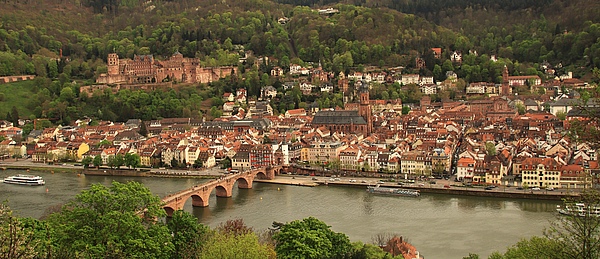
311,87 -> 373,136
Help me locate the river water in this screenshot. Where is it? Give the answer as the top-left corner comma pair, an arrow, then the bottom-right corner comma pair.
0,170 -> 560,259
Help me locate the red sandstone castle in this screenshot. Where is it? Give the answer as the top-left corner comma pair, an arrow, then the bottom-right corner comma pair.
96,52 -> 237,84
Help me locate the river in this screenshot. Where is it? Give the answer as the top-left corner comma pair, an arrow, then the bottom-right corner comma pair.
0,169 -> 560,259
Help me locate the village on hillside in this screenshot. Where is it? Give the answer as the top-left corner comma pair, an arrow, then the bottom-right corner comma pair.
1,47 -> 598,191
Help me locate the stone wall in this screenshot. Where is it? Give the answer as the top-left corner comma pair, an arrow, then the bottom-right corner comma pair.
0,75 -> 35,84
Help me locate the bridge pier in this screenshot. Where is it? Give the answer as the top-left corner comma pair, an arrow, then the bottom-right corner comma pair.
191,195 -> 209,207
215,185 -> 232,198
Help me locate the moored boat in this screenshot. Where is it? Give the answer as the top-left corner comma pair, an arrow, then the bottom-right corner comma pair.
367,185 -> 420,197
557,203 -> 600,217
3,174 -> 45,186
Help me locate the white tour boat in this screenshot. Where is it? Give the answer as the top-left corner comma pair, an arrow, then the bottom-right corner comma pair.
3,174 -> 46,186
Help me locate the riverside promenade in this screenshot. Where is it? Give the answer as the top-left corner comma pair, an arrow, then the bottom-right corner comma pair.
2,158 -> 581,200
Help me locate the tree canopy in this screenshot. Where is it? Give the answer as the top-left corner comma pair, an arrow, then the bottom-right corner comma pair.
46,181 -> 174,258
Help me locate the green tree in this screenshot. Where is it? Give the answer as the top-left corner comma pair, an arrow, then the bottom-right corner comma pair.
124,153 -> 141,169
485,142 -> 497,156
349,242 -> 390,259
194,158 -> 203,169
108,154 -> 125,169
556,111 -> 567,121
220,157 -> 231,169
93,155 -> 102,167
273,217 -> 352,259
168,210 -> 210,259
545,190 -> 600,259
138,121 -> 148,137
9,106 -> 19,127
515,103 -> 526,115
0,203 -> 40,259
488,236 -> 562,259
402,105 -> 411,115
46,181 -> 174,258
200,232 -> 276,259
81,156 -> 93,168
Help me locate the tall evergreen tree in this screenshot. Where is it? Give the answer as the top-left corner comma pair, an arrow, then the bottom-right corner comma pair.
138,120 -> 148,137
10,106 -> 19,126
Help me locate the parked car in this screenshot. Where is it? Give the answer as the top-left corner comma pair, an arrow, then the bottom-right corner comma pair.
532,187 -> 541,191
546,187 -> 555,191
484,186 -> 494,190
349,179 -> 357,183
443,184 -> 451,189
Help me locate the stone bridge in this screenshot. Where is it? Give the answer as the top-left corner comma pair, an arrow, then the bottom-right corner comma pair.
162,165 -> 284,216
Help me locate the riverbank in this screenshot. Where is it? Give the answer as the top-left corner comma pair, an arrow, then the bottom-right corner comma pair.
0,159 -> 222,179
1,159 -> 581,200
268,175 -> 578,201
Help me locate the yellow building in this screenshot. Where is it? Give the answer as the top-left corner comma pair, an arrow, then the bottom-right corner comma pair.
306,141 -> 345,165
520,157 -> 562,188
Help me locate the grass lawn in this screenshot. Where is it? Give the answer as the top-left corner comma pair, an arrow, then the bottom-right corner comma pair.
0,80 -> 36,119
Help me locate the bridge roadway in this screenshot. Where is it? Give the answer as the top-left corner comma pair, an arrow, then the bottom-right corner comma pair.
162,165 -> 283,216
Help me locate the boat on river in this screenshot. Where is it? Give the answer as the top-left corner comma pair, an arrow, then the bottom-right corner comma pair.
557,203 -> 600,217
367,185 -> 420,197
2,174 -> 45,186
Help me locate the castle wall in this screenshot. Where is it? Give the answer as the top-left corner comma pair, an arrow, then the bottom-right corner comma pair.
97,53 -> 236,85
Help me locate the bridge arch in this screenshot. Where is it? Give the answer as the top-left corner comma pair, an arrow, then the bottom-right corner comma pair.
214,184 -> 232,197
236,176 -> 252,189
190,194 -> 208,207
164,206 -> 175,217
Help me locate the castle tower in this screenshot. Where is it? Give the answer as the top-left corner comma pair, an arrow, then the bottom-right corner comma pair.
358,86 -> 373,135
107,53 -> 120,76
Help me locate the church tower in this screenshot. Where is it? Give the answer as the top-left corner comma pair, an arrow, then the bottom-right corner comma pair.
107,53 -> 120,76
358,86 -> 373,135
501,65 -> 511,96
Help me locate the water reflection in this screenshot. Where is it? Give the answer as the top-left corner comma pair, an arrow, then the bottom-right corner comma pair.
513,200 -> 560,213
361,192 -> 374,215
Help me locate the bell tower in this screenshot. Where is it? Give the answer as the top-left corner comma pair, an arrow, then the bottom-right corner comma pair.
358,86 -> 373,135
501,65 -> 511,96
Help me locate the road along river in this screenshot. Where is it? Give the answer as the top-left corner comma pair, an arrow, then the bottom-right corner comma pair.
0,169 -> 560,258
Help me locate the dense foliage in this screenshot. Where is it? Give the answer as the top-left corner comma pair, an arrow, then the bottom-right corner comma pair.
1,0 -> 600,125
0,181 -> 397,258
467,189 -> 600,259
273,216 -> 353,258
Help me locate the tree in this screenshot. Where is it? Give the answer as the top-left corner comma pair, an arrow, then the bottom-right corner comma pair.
108,154 -> 124,169
124,153 -> 141,169
171,157 -> 179,168
220,157 -> 231,169
545,189 -> 600,258
46,181 -> 174,258
0,203 -> 40,259
138,121 -> 148,137
485,142 -> 497,156
193,158 -> 203,169
200,232 -> 276,259
273,217 -> 352,259
515,103 -> 526,115
81,156 -> 92,168
92,155 -> 102,167
350,242 -> 390,259
9,106 -> 19,127
167,210 -> 210,259
402,105 -> 411,115
488,236 -> 562,259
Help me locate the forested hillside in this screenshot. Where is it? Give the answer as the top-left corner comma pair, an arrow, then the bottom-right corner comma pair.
1,0 -> 600,127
